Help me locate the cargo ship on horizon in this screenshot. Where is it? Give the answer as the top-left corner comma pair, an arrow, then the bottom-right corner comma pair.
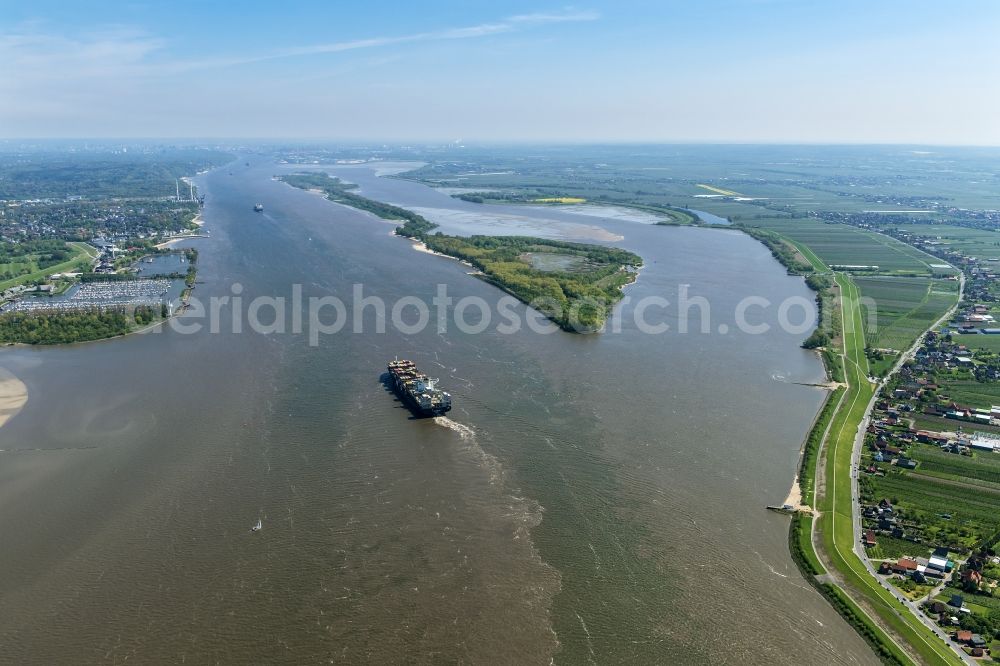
387,359 -> 452,417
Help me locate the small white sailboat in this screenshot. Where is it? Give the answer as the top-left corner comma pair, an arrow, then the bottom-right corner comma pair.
251,518 -> 262,532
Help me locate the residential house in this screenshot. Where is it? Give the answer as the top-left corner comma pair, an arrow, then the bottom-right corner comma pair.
961,570 -> 983,590
929,601 -> 948,615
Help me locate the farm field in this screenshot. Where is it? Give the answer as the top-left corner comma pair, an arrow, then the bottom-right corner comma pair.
939,380 -> 1000,410
867,472 -> 1000,549
867,535 -> 931,561
910,412 -> 1000,436
953,332 -> 1000,352
695,183 -> 740,196
903,223 -> 1000,260
743,217 -> 953,275
907,444 -> 1000,486
398,144 -> 1000,217
854,276 -> 959,351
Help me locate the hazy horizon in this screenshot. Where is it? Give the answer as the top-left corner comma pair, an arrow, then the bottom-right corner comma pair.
6,139 -> 1000,150
3,0 -> 999,144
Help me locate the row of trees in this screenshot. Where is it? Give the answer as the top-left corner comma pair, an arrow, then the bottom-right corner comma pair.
453,192 -> 529,204
281,173 -> 438,237
738,226 -> 815,275
453,191 -> 700,226
183,248 -> 199,288
0,304 -> 165,345
734,231 -> 839,353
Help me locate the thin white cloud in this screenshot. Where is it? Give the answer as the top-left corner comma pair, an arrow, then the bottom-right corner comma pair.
506,10 -> 602,23
0,9 -> 600,136
157,9 -> 600,73
0,9 -> 599,82
0,28 -> 164,79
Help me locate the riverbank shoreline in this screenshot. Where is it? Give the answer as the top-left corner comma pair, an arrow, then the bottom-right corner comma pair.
780,476 -> 813,514
0,300 -> 192,349
437,189 -> 703,227
155,233 -> 207,249
153,211 -> 205,249
0,368 -> 28,429
397,231 -> 477,269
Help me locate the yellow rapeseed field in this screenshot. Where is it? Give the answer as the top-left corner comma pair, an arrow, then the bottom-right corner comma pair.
534,197 -> 586,204
696,184 -> 741,196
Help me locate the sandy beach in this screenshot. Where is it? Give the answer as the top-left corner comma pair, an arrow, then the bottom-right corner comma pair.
154,235 -> 204,249
399,233 -> 479,269
153,210 -> 205,249
782,476 -> 812,513
0,367 -> 28,429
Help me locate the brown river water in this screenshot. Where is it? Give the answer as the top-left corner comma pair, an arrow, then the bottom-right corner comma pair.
0,160 -> 876,664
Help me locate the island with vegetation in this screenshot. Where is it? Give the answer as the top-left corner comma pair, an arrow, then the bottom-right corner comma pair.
333,148 -> 988,661
450,191 -> 699,225
280,172 -> 642,331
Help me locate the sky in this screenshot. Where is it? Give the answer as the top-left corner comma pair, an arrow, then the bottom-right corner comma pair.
2,0 -> 999,144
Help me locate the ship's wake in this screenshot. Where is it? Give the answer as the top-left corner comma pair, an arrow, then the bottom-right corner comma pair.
432,416 -> 560,653
432,416 -> 541,532
433,416 -> 476,443
433,416 -> 501,486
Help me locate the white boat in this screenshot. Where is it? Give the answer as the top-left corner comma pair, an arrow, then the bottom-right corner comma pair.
251,518 -> 262,532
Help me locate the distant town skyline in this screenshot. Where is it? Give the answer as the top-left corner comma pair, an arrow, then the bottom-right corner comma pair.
2,0 -> 999,144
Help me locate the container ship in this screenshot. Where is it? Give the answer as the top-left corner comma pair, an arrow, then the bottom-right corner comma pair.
387,359 -> 452,417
